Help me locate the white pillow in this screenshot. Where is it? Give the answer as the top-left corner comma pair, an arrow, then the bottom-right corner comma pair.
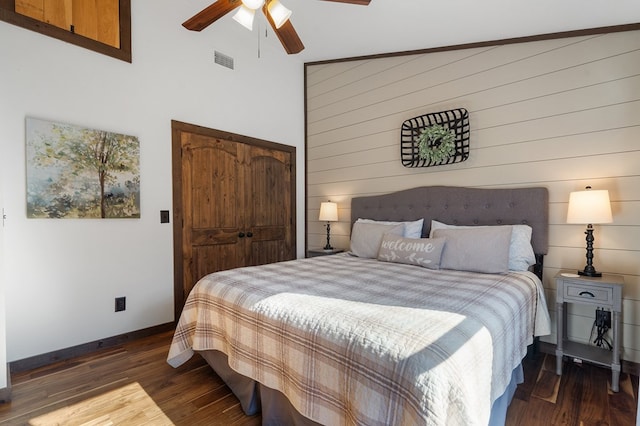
356,218 -> 424,238
429,220 -> 536,271
349,222 -> 405,258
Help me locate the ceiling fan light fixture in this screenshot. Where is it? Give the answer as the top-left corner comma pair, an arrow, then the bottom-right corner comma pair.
267,0 -> 292,29
232,5 -> 255,30
241,0 -> 265,10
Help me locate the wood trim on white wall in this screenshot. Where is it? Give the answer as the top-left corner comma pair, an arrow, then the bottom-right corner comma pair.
0,366 -> 10,403
0,169 -> 7,401
305,24 -> 640,363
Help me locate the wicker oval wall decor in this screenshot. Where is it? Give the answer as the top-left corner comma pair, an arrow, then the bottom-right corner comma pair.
401,108 -> 470,167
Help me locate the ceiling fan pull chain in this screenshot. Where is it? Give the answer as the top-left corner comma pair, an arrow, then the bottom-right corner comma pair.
257,21 -> 261,58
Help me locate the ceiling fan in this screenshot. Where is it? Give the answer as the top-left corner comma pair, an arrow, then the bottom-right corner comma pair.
183,0 -> 371,55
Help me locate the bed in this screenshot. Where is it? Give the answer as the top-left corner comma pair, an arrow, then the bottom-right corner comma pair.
168,185 -> 551,426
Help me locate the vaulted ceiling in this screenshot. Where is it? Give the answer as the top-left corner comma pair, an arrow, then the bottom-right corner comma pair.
183,0 -> 640,62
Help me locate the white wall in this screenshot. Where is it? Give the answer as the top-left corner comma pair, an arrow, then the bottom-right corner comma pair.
0,1 -> 306,362
306,29 -> 640,363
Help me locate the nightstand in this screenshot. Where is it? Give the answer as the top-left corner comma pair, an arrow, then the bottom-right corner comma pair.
555,271 -> 624,391
307,248 -> 344,258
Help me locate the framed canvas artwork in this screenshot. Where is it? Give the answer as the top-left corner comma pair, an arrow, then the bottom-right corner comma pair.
26,117 -> 140,219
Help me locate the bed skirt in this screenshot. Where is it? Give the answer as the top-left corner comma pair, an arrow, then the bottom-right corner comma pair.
199,350 -> 524,426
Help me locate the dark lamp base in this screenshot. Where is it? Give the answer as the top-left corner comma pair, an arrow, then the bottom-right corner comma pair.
578,225 -> 603,278
323,222 -> 333,251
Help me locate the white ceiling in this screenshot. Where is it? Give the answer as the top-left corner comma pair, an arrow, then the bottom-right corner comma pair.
182,0 -> 640,63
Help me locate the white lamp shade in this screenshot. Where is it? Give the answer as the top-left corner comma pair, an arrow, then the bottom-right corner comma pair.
267,0 -> 292,29
567,189 -> 612,224
319,202 -> 338,222
233,6 -> 255,31
241,0 -> 265,10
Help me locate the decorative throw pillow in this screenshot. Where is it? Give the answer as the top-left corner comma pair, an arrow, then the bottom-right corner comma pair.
432,226 -> 512,274
377,235 -> 446,269
429,220 -> 536,271
356,218 -> 424,238
349,222 -> 405,258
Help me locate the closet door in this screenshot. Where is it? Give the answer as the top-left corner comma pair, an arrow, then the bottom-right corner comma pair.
243,144 -> 293,266
172,121 -> 296,320
179,132 -> 246,299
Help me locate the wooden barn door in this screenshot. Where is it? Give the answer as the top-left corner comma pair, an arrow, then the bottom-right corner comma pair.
172,121 -> 296,320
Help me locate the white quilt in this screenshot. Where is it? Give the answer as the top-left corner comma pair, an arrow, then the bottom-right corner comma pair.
168,254 -> 550,425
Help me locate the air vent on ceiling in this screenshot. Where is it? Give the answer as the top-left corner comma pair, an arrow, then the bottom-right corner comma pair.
214,50 -> 234,70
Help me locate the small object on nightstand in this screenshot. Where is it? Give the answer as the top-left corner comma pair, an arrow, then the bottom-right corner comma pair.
555,271 -> 624,392
307,248 -> 344,258
560,273 -> 580,278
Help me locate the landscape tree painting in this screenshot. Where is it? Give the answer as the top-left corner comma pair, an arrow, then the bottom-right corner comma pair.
26,117 -> 140,219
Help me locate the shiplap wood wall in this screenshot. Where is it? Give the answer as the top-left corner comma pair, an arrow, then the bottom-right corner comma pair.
305,28 -> 640,363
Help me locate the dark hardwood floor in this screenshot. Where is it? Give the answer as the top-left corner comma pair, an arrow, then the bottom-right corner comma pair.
0,330 -> 636,425
508,348 -> 637,425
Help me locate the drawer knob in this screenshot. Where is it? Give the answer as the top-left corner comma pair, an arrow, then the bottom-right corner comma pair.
579,291 -> 595,298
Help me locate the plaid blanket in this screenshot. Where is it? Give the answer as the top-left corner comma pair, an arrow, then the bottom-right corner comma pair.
168,254 -> 550,426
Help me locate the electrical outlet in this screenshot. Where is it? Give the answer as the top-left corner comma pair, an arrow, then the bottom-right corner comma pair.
115,297 -> 126,312
596,308 -> 611,329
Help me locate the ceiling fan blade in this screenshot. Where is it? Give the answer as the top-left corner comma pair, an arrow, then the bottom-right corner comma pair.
263,7 -> 305,54
183,0 -> 242,31
320,0 -> 371,5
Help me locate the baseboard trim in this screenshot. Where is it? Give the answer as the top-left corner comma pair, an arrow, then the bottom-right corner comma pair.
0,364 -> 11,403
9,322 -> 175,374
539,341 -> 639,377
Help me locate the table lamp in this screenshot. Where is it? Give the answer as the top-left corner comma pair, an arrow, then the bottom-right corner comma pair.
566,186 -> 612,277
319,201 -> 338,250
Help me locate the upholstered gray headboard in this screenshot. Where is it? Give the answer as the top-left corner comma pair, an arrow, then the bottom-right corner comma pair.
351,186 -> 549,255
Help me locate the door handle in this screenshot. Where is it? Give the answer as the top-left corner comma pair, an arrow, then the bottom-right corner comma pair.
246,232 -> 253,238
238,232 -> 245,238
579,291 -> 595,298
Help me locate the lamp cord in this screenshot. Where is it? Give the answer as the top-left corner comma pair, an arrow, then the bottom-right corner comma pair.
591,320 -> 612,350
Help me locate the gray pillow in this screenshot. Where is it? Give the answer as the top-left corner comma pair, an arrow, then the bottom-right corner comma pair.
349,222 -> 405,258
377,235 -> 446,269
429,220 -> 535,271
432,226 -> 512,273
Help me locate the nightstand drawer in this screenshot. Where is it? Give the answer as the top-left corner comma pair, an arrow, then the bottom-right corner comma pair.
563,280 -> 613,306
